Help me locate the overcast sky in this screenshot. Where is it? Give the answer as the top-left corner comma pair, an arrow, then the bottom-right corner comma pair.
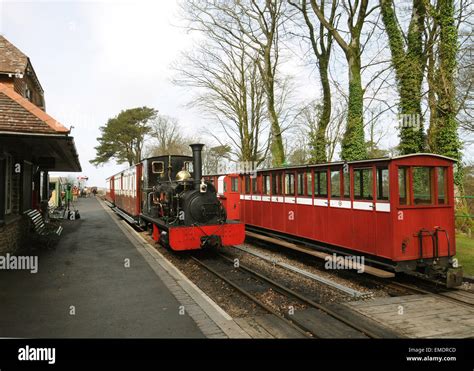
1,0 -> 208,187
1,1 -> 470,187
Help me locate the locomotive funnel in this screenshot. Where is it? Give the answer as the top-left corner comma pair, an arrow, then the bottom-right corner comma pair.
190,143 -> 204,189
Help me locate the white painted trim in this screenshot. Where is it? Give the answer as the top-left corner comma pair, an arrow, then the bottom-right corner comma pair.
217,175 -> 225,196
239,195 -> 244,200
251,195 -> 261,201
329,199 -> 352,209
271,196 -> 284,203
353,201 -> 374,211
262,196 -> 271,202
375,202 -> 390,212
285,197 -> 296,204
314,199 -> 329,207
296,198 -> 312,205
244,195 -> 251,201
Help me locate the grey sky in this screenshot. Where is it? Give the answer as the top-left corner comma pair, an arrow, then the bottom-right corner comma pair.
1,0 -> 470,187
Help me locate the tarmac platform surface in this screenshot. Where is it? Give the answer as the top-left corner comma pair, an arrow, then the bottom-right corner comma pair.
0,197 -> 210,338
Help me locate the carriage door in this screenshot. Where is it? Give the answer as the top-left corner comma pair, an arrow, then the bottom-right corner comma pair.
352,167 -> 376,254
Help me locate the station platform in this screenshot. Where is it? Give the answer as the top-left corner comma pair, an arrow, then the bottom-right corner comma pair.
0,197 -> 241,338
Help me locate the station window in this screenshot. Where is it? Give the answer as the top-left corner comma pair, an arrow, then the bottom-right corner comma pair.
353,168 -> 373,200
314,170 -> 327,197
377,167 -> 389,201
398,167 -> 409,205
263,175 -> 270,195
231,177 -> 239,192
330,169 -> 341,198
152,161 -> 164,174
297,172 -> 305,196
437,167 -> 447,204
306,172 -> 313,197
413,167 -> 433,205
285,173 -> 295,195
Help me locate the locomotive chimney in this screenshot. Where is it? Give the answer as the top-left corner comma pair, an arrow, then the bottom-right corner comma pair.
190,143 -> 204,189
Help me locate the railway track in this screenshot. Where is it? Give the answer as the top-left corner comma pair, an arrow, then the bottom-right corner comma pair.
191,250 -> 391,339
243,230 -> 474,307
387,280 -> 474,308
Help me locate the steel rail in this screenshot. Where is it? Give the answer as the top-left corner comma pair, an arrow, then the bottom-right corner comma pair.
190,256 -> 315,338
214,252 -> 381,339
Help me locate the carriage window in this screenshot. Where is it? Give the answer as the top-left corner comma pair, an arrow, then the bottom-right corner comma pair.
251,177 -> 258,194
377,167 -> 389,201
272,174 -> 278,195
343,172 -> 350,198
413,167 -> 433,205
330,170 -> 341,198
437,167 -> 447,204
244,176 -> 250,194
398,167 -> 409,205
262,175 -> 270,195
152,161 -> 164,174
306,172 -> 313,196
354,168 -> 373,200
315,170 -> 327,197
297,173 -> 305,196
231,177 -> 239,192
272,173 -> 283,195
285,173 -> 295,195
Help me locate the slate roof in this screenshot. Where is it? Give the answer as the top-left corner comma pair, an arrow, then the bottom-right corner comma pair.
0,36 -> 28,75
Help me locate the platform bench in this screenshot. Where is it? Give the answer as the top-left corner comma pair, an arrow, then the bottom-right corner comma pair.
24,209 -> 63,248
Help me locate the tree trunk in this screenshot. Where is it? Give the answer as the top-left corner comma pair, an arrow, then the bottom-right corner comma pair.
263,51 -> 285,166
341,51 -> 367,161
380,0 -> 426,155
312,56 -> 331,163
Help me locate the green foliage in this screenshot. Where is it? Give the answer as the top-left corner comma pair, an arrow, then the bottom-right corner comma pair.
380,0 -> 426,154
91,107 -> 157,166
341,73 -> 367,161
432,0 -> 462,186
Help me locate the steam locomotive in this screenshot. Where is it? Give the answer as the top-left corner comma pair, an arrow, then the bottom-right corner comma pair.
105,144 -> 245,250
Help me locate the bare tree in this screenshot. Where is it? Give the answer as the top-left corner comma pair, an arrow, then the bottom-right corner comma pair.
147,115 -> 190,156
309,0 -> 378,161
179,0 -> 290,166
289,0 -> 338,163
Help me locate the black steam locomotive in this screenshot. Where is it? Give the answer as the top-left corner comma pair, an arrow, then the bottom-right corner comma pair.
106,144 -> 245,251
